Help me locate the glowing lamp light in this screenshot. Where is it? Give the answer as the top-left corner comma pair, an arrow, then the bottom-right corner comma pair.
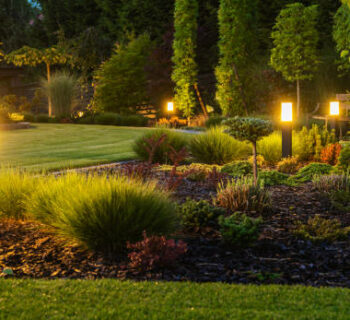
281,102 -> 293,122
330,101 -> 340,116
167,101 -> 174,112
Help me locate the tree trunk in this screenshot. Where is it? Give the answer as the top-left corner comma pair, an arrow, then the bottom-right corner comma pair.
296,79 -> 300,118
46,63 -> 52,117
194,83 -> 208,118
233,63 -> 249,116
252,141 -> 258,186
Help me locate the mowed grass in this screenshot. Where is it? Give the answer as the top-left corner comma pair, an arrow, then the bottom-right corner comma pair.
0,280 -> 349,320
0,124 -> 150,171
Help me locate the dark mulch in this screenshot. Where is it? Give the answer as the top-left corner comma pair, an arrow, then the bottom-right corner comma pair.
1,167 -> 350,287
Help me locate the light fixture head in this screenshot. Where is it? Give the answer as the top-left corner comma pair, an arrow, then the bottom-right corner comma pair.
167,101 -> 174,112
281,102 -> 293,122
330,101 -> 340,116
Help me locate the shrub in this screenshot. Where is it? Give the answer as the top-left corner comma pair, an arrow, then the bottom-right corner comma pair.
248,155 -> 266,168
133,129 -> 189,164
224,117 -> 274,184
216,177 -> 271,214
257,132 -> 282,164
293,125 -> 336,161
178,198 -> 225,230
189,126 -> 250,165
127,232 -> 187,271
41,72 -> 78,117
258,170 -> 289,186
221,161 -> 252,177
337,145 -> 350,172
205,115 -> 225,128
219,212 -> 262,247
294,215 -> 350,243
329,190 -> 350,213
29,173 -> 178,253
277,157 -> 300,174
35,114 -> 50,123
119,115 -> 148,127
22,112 -> 35,122
0,108 -> 12,124
0,169 -> 36,219
94,112 -> 121,125
292,163 -> 333,183
320,143 -> 342,165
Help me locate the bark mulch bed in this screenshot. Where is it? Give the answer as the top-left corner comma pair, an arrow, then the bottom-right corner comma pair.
0,169 -> 349,287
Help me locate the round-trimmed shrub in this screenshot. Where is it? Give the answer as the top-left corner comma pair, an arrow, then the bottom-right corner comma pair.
29,173 -> 178,253
133,129 -> 189,164
189,126 -> 251,165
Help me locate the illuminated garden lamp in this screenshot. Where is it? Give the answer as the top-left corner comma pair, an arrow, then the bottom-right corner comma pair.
167,101 -> 174,113
281,102 -> 293,158
329,101 -> 340,137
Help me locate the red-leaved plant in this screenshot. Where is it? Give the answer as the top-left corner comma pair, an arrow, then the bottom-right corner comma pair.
321,143 -> 342,166
127,232 -> 187,272
121,162 -> 156,180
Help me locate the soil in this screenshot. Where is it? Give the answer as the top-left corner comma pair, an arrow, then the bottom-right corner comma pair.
1,164 -> 349,287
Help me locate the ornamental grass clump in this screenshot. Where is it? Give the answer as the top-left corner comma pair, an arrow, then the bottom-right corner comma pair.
216,177 -> 271,214
29,173 -> 178,253
0,168 -> 36,219
189,126 -> 250,165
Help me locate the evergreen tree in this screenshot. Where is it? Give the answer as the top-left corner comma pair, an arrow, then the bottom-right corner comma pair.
334,4 -> 350,72
271,3 -> 319,117
215,0 -> 258,116
172,0 -> 198,120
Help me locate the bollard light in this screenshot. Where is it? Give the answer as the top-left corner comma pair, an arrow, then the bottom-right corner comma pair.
281,102 -> 293,158
329,101 -> 340,138
330,101 -> 340,116
167,101 -> 174,113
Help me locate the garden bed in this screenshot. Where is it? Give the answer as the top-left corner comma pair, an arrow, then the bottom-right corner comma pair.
1,165 -> 349,287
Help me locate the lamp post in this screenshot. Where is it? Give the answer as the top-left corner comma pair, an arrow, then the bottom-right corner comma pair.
281,102 -> 293,158
329,101 -> 340,138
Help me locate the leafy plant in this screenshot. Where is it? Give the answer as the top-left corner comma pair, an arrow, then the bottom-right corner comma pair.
294,215 -> 350,243
127,232 -> 187,272
216,177 -> 271,214
189,126 -> 250,165
321,143 -> 342,165
133,129 -> 189,164
205,115 -> 225,128
29,173 -> 178,253
221,161 -> 252,177
219,212 -> 262,247
224,117 -> 273,184
0,168 -> 36,220
258,170 -> 289,187
337,145 -> 350,172
178,198 -> 225,230
277,157 -> 300,174
292,163 -> 333,183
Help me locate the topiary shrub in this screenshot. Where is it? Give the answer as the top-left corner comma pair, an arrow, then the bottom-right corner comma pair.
337,145 -> 350,172
258,170 -> 289,186
189,126 -> 250,165
219,212 -> 262,247
178,198 -> 225,230
277,157 -> 300,174
292,163 -> 333,183
216,177 -> 271,214
0,168 -> 36,220
221,161 -> 252,177
224,117 -> 274,184
133,129 -> 189,164
294,215 -> 350,243
29,173 -> 178,253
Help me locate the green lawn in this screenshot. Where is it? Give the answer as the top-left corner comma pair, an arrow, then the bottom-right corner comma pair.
0,124 -> 150,171
0,280 -> 349,319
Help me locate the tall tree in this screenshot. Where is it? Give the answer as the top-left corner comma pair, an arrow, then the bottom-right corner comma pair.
172,0 -> 199,120
334,4 -> 350,72
215,0 -> 258,116
271,3 -> 319,117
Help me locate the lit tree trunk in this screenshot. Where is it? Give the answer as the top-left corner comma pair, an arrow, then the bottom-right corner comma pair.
296,79 -> 300,118
252,141 -> 258,186
194,83 -> 208,118
46,63 -> 52,117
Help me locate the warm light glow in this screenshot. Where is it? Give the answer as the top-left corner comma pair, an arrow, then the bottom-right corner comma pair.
167,101 -> 174,112
330,101 -> 340,116
281,102 -> 293,122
